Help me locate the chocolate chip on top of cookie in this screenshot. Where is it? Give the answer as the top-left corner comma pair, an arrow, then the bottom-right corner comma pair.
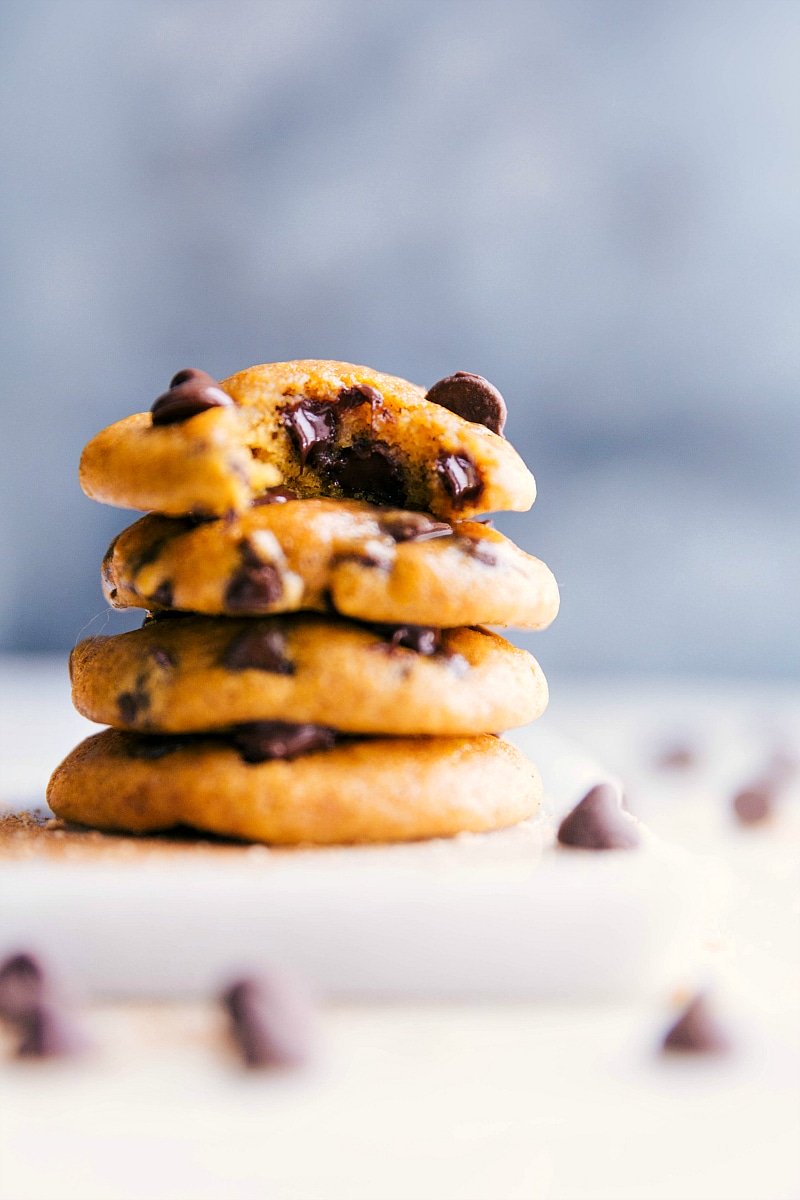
151,368 -> 233,427
426,372 -> 507,435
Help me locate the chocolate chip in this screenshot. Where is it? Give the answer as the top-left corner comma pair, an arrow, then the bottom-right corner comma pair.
222,628 -> 294,674
655,742 -> 697,770
380,625 -> 442,656
117,689 -> 149,725
557,783 -> 640,850
458,536 -> 498,566
224,542 -> 284,612
15,1003 -> 88,1060
436,452 -> 483,506
151,580 -> 174,608
284,399 -> 337,466
222,974 -> 315,1069
231,721 -> 337,763
661,994 -> 732,1055
127,735 -> 191,760
380,513 -> 452,543
732,780 -> 775,825
252,486 -> 298,506
337,384 -> 382,410
317,441 -> 407,507
151,369 -> 233,427
426,372 -> 507,435
0,953 -> 45,1023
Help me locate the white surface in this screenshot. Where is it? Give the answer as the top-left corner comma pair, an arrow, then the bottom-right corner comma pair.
1,663 -> 799,1200
0,660 -> 710,1001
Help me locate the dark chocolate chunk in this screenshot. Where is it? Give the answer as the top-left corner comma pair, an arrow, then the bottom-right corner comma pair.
15,1003 -> 88,1060
557,783 -> 640,850
337,384 -> 382,410
231,721 -> 337,763
436,452 -> 483,506
458,536 -> 498,566
380,512 -> 452,543
317,441 -> 407,507
732,780 -> 775,825
222,974 -> 315,1070
0,953 -> 45,1023
151,580 -> 174,609
151,368 -> 233,427
426,372 -> 507,435
284,399 -> 337,466
117,689 -> 149,725
380,625 -> 442,656
222,628 -> 294,674
224,541 -> 283,612
253,486 -> 298,506
661,994 -> 732,1055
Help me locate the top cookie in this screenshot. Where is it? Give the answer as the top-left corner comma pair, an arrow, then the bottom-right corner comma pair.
79,360 -> 536,520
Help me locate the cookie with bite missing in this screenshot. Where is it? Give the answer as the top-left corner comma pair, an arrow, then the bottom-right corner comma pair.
47,729 -> 542,845
101,498 -> 559,630
70,614 -> 548,737
79,360 -> 535,520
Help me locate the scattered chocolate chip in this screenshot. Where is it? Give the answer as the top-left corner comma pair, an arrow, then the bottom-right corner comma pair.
661,994 -> 732,1055
231,721 -> 337,763
655,742 -> 697,770
222,628 -> 294,674
317,441 -> 407,507
150,646 -> 176,669
0,953 -> 45,1023
221,973 -> 315,1070
732,779 -> 776,825
253,486 -> 298,506
284,399 -> 337,466
117,689 -> 150,725
151,581 -> 174,609
557,783 -> 640,850
436,452 -> 483,506
151,368 -> 233,427
380,512 -> 452,543
458,536 -> 498,566
379,625 -> 442,656
15,1003 -> 88,1060
224,541 -> 284,612
425,372 -> 507,435
337,384 -> 383,410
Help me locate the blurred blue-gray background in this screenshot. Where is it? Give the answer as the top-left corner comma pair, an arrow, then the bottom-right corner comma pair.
1,0 -> 798,675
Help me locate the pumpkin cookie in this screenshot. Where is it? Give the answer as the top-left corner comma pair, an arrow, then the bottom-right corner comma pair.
79,361 -> 535,520
70,615 -> 548,736
47,729 -> 542,845
101,498 -> 559,630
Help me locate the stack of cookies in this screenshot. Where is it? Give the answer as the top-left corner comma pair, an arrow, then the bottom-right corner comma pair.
48,361 -> 559,845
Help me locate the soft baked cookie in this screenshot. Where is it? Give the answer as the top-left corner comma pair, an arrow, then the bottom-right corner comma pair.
101,498 -> 560,630
70,615 -> 548,736
47,729 -> 542,844
79,361 -> 535,520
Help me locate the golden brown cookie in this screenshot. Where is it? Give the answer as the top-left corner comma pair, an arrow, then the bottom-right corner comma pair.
47,730 -> 542,845
69,615 -> 548,736
79,360 -> 535,520
101,498 -> 559,630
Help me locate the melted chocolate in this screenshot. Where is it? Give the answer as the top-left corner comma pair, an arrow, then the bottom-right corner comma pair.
436,452 -> 483,506
284,400 -> 337,465
380,512 -> 452,543
231,721 -> 337,763
224,540 -> 283,611
316,441 -> 407,507
222,628 -> 295,674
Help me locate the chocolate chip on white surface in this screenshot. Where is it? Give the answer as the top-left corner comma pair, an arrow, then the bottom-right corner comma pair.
557,783 -> 640,850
